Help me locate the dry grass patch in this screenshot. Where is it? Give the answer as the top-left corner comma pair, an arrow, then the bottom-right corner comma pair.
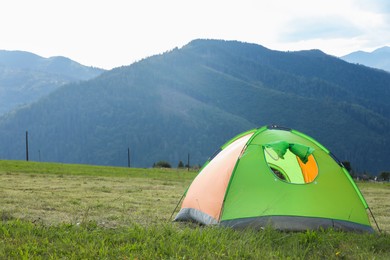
358,181 -> 390,233
0,162 -> 193,227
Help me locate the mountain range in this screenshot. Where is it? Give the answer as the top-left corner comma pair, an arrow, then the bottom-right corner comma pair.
341,46 -> 390,72
0,40 -> 388,174
0,50 -> 105,115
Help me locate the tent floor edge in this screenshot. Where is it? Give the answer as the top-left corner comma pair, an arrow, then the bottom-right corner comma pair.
220,216 -> 374,233
174,208 -> 219,225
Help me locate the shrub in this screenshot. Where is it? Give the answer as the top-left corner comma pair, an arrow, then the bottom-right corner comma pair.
177,161 -> 184,168
153,161 -> 172,168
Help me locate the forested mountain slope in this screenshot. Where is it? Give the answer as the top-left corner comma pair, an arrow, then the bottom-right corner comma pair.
0,50 -> 105,115
0,40 -> 388,173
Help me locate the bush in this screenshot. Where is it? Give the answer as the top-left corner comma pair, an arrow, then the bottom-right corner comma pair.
379,171 -> 390,182
153,161 -> 171,168
177,161 -> 184,168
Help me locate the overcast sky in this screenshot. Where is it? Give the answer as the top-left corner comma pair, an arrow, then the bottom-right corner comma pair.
1,0 -> 389,69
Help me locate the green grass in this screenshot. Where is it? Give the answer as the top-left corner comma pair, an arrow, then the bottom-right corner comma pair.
1,160 -> 389,259
2,221 -> 389,259
0,159 -> 196,179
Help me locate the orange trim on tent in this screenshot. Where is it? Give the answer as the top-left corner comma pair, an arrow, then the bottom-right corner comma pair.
298,154 -> 318,183
181,133 -> 253,220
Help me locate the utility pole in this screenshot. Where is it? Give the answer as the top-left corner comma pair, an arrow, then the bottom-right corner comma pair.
187,153 -> 190,171
127,148 -> 131,168
25,131 -> 29,161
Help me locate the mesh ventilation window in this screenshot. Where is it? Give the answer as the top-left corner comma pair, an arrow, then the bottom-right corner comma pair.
264,147 -> 318,184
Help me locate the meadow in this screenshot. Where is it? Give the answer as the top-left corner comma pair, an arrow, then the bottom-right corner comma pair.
1,160 -> 389,259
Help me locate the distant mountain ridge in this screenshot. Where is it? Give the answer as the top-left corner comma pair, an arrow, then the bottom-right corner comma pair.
0,50 -> 105,115
341,46 -> 390,72
0,40 -> 388,174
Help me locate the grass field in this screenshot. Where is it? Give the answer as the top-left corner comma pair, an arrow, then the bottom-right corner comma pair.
1,160 -> 389,259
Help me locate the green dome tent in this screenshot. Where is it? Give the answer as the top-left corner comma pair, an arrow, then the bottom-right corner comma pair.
174,125 -> 374,232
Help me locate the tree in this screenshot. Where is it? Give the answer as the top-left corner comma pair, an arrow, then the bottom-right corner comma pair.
342,161 -> 352,172
379,171 -> 390,182
177,160 -> 184,168
342,161 -> 355,178
153,161 -> 171,168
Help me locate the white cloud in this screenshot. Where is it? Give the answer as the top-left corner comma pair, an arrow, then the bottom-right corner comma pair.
281,16 -> 362,41
0,0 -> 389,69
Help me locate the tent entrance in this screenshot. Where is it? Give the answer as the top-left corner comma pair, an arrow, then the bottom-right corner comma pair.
264,144 -> 318,184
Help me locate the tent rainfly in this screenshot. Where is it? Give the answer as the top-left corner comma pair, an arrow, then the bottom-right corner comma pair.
174,125 -> 374,232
